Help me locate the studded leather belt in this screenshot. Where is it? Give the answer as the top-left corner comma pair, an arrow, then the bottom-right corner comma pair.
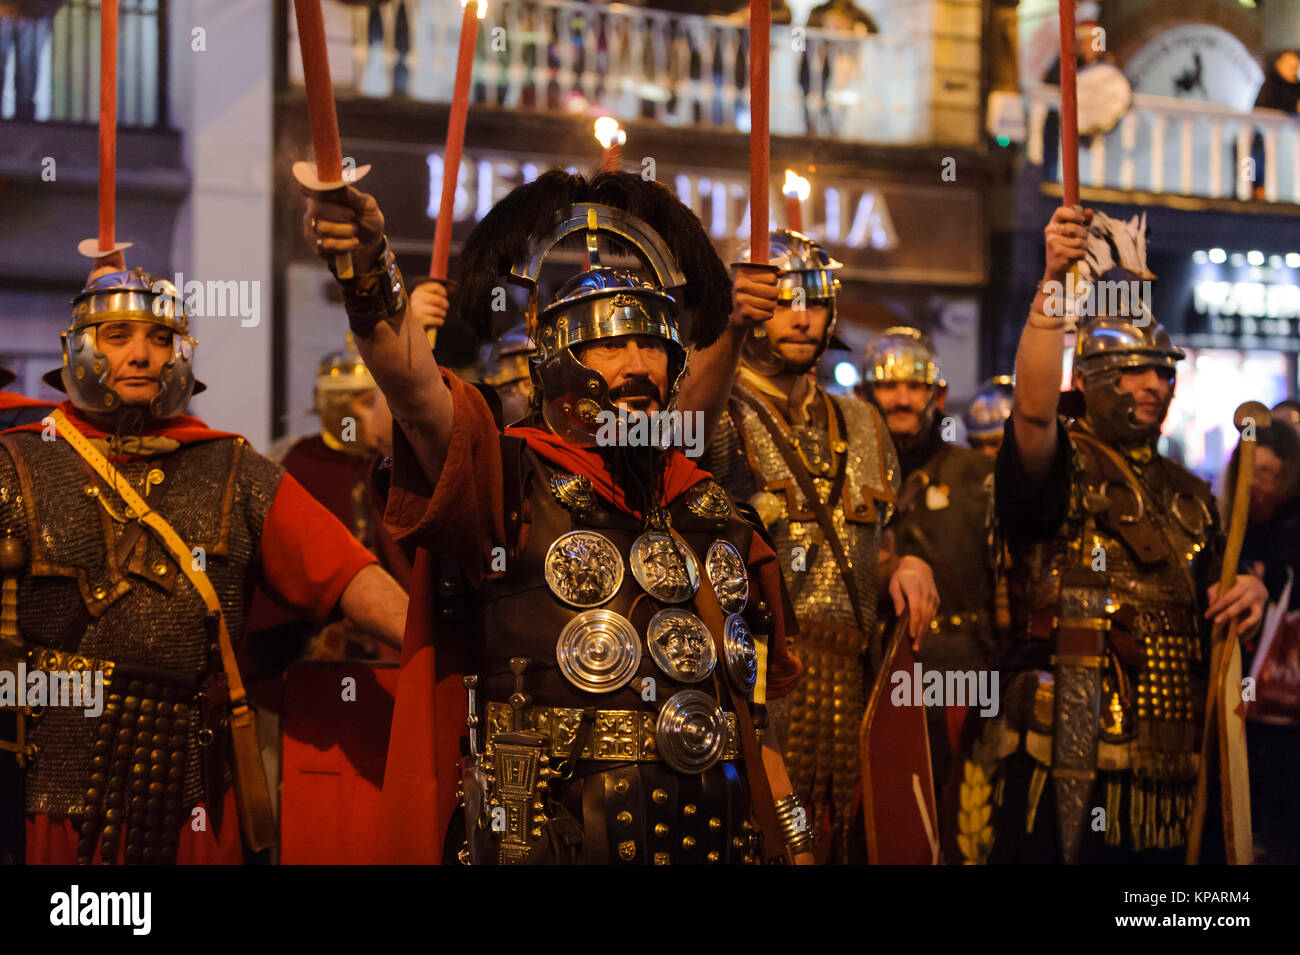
927,609 -> 990,636
485,701 -> 740,763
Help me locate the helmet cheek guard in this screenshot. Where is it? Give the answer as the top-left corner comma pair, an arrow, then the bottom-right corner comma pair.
510,204 -> 691,446
738,230 -> 842,375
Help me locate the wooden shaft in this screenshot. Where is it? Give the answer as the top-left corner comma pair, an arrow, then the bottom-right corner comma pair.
749,0 -> 770,264
1058,0 -> 1079,208
431,0 -> 482,279
1187,422 -> 1258,863
99,0 -> 118,253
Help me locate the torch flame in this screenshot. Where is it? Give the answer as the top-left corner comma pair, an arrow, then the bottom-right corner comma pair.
594,116 -> 626,149
461,0 -> 488,19
783,169 -> 811,201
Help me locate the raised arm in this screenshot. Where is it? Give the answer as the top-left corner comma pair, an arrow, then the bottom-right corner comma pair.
1011,205 -> 1092,483
677,268 -> 778,442
301,184 -> 455,487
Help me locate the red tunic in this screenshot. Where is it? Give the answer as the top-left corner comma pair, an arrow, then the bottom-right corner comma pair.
12,403 -> 378,864
374,372 -> 801,864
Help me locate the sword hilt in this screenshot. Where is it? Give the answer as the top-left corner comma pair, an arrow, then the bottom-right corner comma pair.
508,657 -> 531,732
463,675 -> 481,757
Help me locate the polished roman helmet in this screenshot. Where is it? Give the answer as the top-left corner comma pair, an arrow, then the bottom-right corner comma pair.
738,229 -> 843,375
964,374 -> 1014,449
314,334 -> 378,455
860,326 -> 947,438
481,322 -> 536,425
453,170 -> 731,447
519,208 -> 688,445
46,268 -> 200,419
1070,209 -> 1181,445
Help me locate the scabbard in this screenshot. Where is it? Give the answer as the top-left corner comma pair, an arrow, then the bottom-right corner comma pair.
199,670 -> 230,838
0,709 -> 23,864
460,756 -> 495,865
1051,619 -> 1107,864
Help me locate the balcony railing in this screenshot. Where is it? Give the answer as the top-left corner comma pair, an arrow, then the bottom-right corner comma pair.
1025,83 -> 1300,205
0,0 -> 166,127
289,0 -> 932,145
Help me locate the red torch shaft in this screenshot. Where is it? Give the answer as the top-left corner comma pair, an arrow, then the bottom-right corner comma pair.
749,0 -> 770,264
1058,0 -> 1079,208
292,0 -> 344,182
99,0 -> 118,252
431,1 -> 482,278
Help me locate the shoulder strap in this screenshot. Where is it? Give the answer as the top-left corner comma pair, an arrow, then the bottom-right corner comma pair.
1070,428 -> 1199,601
48,410 -> 276,852
733,385 -> 872,636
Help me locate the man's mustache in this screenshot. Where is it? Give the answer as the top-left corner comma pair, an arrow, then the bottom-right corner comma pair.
610,380 -> 662,402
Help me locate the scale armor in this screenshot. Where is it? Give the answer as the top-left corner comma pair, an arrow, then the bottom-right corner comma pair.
708,385 -> 897,860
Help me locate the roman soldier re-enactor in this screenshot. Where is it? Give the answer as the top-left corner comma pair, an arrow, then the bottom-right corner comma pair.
302,169 -> 817,865
0,266 -> 408,865
246,337 -> 411,662
964,375 -> 1015,458
983,205 -> 1267,864
697,230 -> 939,864
860,329 -> 997,787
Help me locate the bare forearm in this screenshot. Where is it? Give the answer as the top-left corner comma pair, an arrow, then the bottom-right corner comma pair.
351,301 -> 455,487
679,324 -> 746,443
1011,276 -> 1066,481
337,563 -> 408,649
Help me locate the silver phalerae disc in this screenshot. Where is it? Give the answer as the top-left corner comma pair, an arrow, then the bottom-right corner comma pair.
629,530 -> 699,603
646,608 -> 716,683
656,689 -> 728,774
555,610 -> 642,693
723,613 -> 758,693
544,530 -> 625,608
706,539 -> 749,614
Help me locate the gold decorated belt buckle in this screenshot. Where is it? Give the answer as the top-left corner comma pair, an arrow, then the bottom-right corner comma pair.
485,700 -> 739,765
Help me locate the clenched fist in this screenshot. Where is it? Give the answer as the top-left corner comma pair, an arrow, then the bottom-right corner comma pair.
730,267 -> 779,329
1043,205 -> 1093,281
410,280 -> 450,333
301,183 -> 387,274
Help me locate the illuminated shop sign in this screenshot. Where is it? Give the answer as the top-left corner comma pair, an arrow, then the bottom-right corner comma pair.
425,152 -> 899,251
1190,249 -> 1300,341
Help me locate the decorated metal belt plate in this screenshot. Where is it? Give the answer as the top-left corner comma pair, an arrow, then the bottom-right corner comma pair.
629,530 -> 699,603
705,539 -> 749,614
723,613 -> 758,693
646,608 -> 716,683
656,689 -> 728,774
544,530 -> 625,608
555,609 -> 642,693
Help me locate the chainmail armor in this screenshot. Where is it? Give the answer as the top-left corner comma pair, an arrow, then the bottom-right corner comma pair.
0,432 -> 282,817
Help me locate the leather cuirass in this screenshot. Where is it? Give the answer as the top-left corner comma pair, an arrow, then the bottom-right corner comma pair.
455,441 -> 768,864
1001,425 -> 1222,852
